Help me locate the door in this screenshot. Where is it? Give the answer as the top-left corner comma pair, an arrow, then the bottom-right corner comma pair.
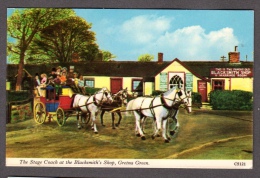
198,80 -> 207,102
110,78 -> 123,94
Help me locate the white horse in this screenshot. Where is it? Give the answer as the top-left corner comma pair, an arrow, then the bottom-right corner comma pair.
126,88 -> 192,142
72,87 -> 113,133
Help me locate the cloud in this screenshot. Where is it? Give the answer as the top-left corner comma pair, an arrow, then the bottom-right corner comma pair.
146,26 -> 239,60
101,15 -> 239,61
119,15 -> 173,44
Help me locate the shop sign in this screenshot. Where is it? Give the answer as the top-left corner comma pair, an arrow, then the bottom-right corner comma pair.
210,68 -> 253,78
186,73 -> 193,91
160,72 -> 167,91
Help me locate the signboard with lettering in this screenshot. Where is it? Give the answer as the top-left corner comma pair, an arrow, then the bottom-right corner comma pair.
160,72 -> 167,91
210,68 -> 253,78
185,73 -> 193,91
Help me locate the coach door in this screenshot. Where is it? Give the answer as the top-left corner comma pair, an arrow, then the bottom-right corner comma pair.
110,78 -> 123,94
198,80 -> 207,102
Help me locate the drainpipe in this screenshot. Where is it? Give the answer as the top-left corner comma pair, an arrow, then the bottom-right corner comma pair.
229,77 -> 231,91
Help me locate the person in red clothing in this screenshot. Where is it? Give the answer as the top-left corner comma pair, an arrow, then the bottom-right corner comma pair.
59,71 -> 67,85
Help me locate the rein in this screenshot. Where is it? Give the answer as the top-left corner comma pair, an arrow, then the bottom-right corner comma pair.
110,90 -> 191,113
73,89 -> 112,109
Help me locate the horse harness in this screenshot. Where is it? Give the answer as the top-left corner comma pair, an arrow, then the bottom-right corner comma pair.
137,91 -> 184,119
74,90 -> 110,112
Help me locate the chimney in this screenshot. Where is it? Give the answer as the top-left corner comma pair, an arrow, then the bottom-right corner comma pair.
158,53 -> 163,64
228,46 -> 240,63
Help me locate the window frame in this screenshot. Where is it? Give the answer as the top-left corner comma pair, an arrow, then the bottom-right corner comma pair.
131,78 -> 143,92
169,74 -> 184,89
212,79 -> 225,90
84,78 -> 95,88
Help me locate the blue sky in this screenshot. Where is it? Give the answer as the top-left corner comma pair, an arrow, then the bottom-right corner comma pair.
74,9 -> 254,61
8,9 -> 254,61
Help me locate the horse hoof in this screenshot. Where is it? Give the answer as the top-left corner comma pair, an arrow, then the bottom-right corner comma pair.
156,134 -> 160,137
136,133 -> 141,137
77,125 -> 82,129
170,131 -> 175,136
115,124 -> 119,127
112,127 -> 116,129
151,135 -> 155,140
141,136 -> 146,140
167,137 -> 171,141
94,131 -> 98,134
164,139 -> 170,143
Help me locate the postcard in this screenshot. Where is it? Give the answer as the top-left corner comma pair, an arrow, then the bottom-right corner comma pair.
5,8 -> 253,170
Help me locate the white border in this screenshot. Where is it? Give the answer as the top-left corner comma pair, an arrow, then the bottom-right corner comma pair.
6,158 -> 252,169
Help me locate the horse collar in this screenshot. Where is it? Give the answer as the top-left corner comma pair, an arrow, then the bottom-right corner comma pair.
93,94 -> 97,106
160,94 -> 180,110
160,94 -> 172,109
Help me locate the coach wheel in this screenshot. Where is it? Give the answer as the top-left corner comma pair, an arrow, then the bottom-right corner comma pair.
81,112 -> 90,125
34,102 -> 46,124
56,107 -> 65,126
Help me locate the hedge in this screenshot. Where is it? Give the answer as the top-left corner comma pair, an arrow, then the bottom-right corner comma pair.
209,90 -> 253,110
7,90 -> 32,102
85,87 -> 101,95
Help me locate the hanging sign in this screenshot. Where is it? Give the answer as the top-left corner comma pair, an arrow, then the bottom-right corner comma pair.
160,72 -> 167,91
185,73 -> 193,91
210,68 -> 253,78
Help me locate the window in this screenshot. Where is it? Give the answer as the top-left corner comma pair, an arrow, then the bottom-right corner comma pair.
132,79 -> 143,91
84,78 -> 94,87
212,80 -> 225,90
132,79 -> 143,97
169,75 -> 184,89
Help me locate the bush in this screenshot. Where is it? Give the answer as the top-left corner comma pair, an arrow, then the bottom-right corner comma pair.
85,87 -> 101,95
192,92 -> 202,104
209,90 -> 253,110
7,91 -> 32,102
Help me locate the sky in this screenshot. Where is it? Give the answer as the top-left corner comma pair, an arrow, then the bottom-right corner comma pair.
74,9 -> 254,61
7,9 -> 254,62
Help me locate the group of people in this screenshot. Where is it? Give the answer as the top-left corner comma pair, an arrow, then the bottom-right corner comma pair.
35,66 -> 86,98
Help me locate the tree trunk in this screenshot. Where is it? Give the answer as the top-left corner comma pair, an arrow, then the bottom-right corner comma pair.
15,52 -> 25,91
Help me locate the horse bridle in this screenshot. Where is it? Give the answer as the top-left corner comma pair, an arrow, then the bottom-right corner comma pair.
162,90 -> 192,110
93,89 -> 113,106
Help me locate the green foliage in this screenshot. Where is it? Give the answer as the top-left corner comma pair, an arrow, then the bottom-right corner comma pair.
138,54 -> 154,62
31,16 -> 99,62
192,92 -> 202,104
7,8 -> 77,90
7,8 -> 76,64
85,87 -> 101,95
209,90 -> 253,110
102,50 -> 116,61
7,91 -> 31,102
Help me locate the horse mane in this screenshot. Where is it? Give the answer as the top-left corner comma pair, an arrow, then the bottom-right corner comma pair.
163,87 -> 177,96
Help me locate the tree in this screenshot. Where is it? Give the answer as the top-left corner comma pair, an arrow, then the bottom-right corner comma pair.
31,16 -> 99,62
138,54 -> 154,62
7,8 -> 75,90
102,50 -> 116,61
